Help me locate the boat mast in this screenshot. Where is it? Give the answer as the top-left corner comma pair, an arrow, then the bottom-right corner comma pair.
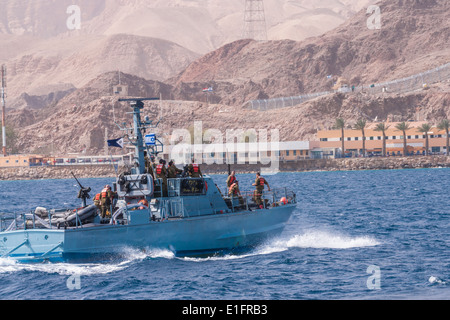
1,65 -> 6,157
119,98 -> 160,174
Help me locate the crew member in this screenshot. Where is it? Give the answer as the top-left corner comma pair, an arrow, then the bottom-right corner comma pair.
252,172 -> 270,207
168,160 -> 183,179
226,171 -> 237,188
99,185 -> 114,219
156,159 -> 168,197
144,152 -> 156,178
228,180 -> 241,197
188,159 -> 202,178
228,180 -> 245,208
93,193 -> 101,212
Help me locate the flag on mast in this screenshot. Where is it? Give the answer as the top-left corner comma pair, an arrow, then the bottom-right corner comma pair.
107,137 -> 124,148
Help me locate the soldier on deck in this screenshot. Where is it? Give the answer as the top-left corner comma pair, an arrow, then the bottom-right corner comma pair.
144,151 -> 156,178
188,159 -> 203,178
168,160 -> 183,179
156,159 -> 168,197
93,193 -> 101,213
226,171 -> 237,188
99,185 -> 115,219
228,180 -> 245,208
252,172 -> 270,207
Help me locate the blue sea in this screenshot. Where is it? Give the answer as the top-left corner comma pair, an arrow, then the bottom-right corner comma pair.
0,169 -> 448,301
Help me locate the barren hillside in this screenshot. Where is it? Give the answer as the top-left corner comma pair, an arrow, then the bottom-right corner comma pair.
2,0 -> 450,156
172,0 -> 450,106
9,72 -> 450,155
0,0 -> 375,108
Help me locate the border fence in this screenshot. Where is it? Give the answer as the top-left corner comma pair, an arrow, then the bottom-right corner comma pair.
244,62 -> 450,111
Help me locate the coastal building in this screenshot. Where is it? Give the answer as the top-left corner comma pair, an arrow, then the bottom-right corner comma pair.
164,141 -> 318,164
317,121 -> 448,158
0,155 -> 54,168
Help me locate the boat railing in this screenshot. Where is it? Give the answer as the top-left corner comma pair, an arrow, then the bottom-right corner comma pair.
0,207 -> 93,232
223,188 -> 297,212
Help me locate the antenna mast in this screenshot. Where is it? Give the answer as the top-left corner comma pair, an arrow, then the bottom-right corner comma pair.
243,0 -> 268,41
1,65 -> 6,157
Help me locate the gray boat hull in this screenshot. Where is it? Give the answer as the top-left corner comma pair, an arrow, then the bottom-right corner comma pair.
0,204 -> 295,262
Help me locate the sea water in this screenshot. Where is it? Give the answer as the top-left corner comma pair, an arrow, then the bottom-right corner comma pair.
0,169 -> 448,300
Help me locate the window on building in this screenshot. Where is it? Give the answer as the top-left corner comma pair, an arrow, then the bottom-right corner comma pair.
320,138 -> 328,142
407,136 -> 411,139
286,150 -> 290,156
432,147 -> 440,153
378,136 -> 382,140
355,137 -> 359,141
370,137 -> 374,140
293,150 -> 297,156
415,135 -> 419,139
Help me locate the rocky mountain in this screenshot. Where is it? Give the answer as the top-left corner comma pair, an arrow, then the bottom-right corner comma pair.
172,0 -> 450,106
4,34 -> 200,106
2,0 -> 450,156
9,72 -> 449,155
0,0 -> 375,109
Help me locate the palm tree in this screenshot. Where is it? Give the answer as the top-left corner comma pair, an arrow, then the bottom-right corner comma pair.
395,122 -> 411,156
374,122 -> 390,157
334,118 -> 345,158
417,123 -> 432,156
437,119 -> 449,156
354,119 -> 367,157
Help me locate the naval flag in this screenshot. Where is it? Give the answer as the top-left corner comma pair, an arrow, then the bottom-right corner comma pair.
202,87 -> 213,93
107,137 -> 124,149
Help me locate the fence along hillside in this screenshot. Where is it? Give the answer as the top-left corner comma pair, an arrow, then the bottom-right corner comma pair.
244,62 -> 450,111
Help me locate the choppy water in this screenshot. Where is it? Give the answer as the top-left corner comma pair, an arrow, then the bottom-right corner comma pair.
0,169 -> 449,301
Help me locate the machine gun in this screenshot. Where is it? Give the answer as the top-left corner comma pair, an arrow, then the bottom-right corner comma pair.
71,172 -> 91,207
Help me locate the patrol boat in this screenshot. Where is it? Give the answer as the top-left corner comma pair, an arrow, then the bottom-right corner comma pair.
0,98 -> 297,262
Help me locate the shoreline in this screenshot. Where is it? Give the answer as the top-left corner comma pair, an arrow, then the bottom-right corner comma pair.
1,155 -> 449,181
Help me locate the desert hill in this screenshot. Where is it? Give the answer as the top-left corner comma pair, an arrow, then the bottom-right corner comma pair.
0,0 -> 375,108
5,34 -> 200,106
172,0 -> 450,106
9,71 -> 450,156
2,0 -> 450,156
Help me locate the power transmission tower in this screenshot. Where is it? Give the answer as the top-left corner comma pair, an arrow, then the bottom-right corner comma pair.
243,0 -> 268,41
1,65 -> 6,157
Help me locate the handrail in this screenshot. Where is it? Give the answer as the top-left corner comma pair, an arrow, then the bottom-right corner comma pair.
224,187 -> 296,212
